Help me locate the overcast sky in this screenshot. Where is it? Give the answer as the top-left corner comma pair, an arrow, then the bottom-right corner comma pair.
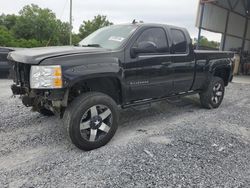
0,0 -> 221,41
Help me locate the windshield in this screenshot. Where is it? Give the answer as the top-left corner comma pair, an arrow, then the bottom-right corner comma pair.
79,25 -> 138,50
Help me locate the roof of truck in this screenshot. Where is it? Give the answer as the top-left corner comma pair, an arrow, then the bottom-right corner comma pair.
121,22 -> 187,30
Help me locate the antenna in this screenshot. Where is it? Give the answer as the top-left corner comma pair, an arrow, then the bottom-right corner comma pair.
69,0 -> 72,45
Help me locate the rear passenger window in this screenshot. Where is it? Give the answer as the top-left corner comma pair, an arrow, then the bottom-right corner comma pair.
171,29 -> 187,54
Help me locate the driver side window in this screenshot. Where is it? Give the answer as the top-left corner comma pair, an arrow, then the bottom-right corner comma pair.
135,28 -> 169,53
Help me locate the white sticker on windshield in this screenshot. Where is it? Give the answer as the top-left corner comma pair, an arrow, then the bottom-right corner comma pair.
108,36 -> 125,42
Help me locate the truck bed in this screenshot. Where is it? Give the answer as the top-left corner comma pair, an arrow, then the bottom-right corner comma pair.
194,50 -> 234,59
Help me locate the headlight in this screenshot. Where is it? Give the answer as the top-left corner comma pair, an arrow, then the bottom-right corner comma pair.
30,65 -> 62,89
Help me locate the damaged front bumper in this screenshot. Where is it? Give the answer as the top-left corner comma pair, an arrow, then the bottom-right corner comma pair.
11,84 -> 69,117
10,61 -> 69,117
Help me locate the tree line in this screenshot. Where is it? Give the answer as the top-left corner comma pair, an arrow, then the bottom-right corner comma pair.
0,4 -> 112,48
194,36 -> 220,50
1,4 -> 219,49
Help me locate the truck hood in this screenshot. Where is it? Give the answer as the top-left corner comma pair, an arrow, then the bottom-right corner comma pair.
7,46 -> 110,64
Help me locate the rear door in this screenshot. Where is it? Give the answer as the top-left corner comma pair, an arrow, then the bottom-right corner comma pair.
170,29 -> 195,93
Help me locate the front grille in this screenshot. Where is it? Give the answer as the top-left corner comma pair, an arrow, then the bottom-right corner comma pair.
12,62 -> 31,87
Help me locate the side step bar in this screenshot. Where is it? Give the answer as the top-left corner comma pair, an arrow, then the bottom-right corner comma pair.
122,90 -> 200,109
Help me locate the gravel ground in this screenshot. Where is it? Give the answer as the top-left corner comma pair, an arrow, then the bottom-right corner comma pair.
0,79 -> 250,188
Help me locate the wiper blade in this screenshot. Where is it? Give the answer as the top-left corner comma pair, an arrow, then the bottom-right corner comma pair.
81,44 -> 101,47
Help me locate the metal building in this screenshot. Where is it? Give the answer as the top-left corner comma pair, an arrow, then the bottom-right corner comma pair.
196,0 -> 250,51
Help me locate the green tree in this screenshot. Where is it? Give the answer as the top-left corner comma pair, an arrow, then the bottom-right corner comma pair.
0,5 -> 114,47
0,26 -> 15,46
0,14 -> 18,30
0,25 -> 43,47
195,36 -> 220,49
12,4 -> 58,44
79,15 -> 113,39
72,33 -> 81,45
56,21 -> 70,45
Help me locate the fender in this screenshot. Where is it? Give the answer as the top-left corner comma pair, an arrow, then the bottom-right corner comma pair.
208,58 -> 232,73
63,61 -> 122,88
39,51 -> 124,87
207,58 -> 232,86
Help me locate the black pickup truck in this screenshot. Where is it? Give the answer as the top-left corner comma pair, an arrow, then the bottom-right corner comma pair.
8,23 -> 234,150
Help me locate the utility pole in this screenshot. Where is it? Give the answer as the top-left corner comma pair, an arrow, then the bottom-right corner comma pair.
69,0 -> 72,45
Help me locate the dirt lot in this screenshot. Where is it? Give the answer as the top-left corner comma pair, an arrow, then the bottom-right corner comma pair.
0,79 -> 250,188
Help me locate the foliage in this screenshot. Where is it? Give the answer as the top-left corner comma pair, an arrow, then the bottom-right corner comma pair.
0,25 -> 43,47
56,21 -> 71,45
194,36 -> 220,49
72,34 -> 81,45
13,4 -> 62,45
0,14 -> 17,30
0,4 -> 113,48
0,26 -> 15,46
79,15 -> 113,39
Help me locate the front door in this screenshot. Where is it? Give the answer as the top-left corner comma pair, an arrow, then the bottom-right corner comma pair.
123,27 -> 174,102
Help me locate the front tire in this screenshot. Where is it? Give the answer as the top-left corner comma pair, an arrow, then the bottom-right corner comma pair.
63,92 -> 119,151
200,76 -> 225,109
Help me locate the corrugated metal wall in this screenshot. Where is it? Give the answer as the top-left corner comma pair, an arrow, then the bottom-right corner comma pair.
196,0 -> 250,51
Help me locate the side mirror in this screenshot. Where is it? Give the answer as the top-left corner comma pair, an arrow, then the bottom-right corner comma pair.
131,41 -> 157,58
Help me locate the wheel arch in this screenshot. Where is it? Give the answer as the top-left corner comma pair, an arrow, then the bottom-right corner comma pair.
209,58 -> 232,86
67,74 -> 123,105
213,66 -> 231,86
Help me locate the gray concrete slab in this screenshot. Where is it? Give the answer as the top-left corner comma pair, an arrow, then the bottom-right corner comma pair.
233,75 -> 250,84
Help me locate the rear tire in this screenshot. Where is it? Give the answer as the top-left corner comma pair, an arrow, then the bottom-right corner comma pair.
63,92 -> 119,151
200,76 -> 225,109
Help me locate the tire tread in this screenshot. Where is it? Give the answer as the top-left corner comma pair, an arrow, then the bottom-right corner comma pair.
63,92 -> 119,151
200,76 -> 225,109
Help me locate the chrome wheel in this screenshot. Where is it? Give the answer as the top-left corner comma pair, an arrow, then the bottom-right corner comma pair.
200,77 -> 225,109
211,82 -> 223,104
79,105 -> 112,142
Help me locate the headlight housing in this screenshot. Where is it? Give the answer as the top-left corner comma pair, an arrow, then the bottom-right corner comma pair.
30,65 -> 63,89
